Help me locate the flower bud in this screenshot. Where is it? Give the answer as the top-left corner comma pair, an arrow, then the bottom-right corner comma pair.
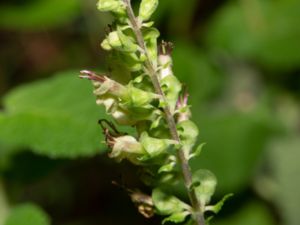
176,90 -> 191,122
161,75 -> 181,113
102,29 -> 138,53
101,38 -> 112,50
158,41 -> 181,113
116,27 -> 138,52
107,31 -> 122,49
139,0 -> 159,21
143,28 -> 160,67
158,41 -> 173,79
97,0 -> 126,16
109,135 -> 146,165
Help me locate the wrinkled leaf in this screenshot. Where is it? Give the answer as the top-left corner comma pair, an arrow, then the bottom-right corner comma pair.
0,71 -> 108,158
5,203 -> 50,225
192,169 -> 217,206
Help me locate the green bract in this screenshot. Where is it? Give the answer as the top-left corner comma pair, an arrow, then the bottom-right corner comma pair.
152,188 -> 191,215
192,169 -> 217,209
109,135 -> 146,164
177,120 -> 199,158
140,132 -> 176,158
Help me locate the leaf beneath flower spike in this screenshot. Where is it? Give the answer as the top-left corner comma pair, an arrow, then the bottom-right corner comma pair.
0,71 -> 108,158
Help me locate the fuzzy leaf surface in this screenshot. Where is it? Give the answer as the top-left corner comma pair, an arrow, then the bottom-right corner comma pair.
0,71 -> 108,158
5,203 -> 50,225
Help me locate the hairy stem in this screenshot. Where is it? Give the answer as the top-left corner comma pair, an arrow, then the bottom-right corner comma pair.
123,1 -> 205,224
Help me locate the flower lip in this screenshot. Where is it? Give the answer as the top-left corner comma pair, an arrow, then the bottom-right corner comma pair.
79,70 -> 107,82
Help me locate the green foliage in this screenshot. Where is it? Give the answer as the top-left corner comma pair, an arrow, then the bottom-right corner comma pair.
205,0 -> 300,71
1,0 -> 296,224
191,111 -> 276,193
267,136 -> 300,225
0,71 -> 107,158
0,0 -> 81,30
5,203 -> 50,225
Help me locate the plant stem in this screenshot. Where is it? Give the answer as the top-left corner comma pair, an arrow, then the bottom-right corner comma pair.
123,1 -> 205,224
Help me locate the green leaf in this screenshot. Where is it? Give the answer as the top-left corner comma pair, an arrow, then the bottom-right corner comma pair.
192,169 -> 217,206
0,0 -> 81,30
161,75 -> 182,112
205,0 -> 300,71
266,136 -> 300,225
158,161 -> 176,173
177,120 -> 199,149
189,143 -> 206,160
152,188 -> 190,215
0,71 -> 108,158
205,193 -> 233,214
176,120 -> 199,158
162,211 -> 190,224
5,203 -> 50,225
139,0 -> 159,21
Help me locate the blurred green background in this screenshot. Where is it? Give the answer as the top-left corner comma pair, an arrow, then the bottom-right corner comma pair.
0,0 -> 299,224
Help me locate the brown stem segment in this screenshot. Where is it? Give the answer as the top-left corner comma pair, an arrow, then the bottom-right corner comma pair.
122,1 -> 205,225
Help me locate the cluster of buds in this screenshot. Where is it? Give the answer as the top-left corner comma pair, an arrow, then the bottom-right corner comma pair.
81,0 -> 230,224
